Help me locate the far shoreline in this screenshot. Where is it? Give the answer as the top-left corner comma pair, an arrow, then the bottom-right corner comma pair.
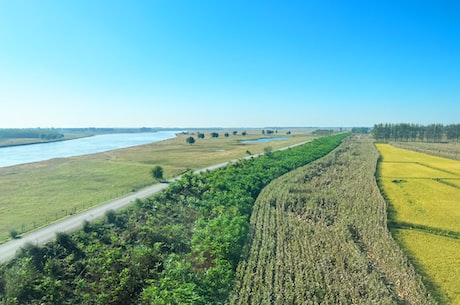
0,134 -> 94,149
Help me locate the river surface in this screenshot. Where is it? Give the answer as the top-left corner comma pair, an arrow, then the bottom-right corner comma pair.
0,131 -> 181,168
241,137 -> 288,144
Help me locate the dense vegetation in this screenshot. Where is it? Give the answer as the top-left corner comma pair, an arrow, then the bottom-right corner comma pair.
230,136 -> 434,304
0,134 -> 347,304
372,123 -> 460,142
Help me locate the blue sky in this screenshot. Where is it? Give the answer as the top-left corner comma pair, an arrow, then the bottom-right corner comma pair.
0,0 -> 458,128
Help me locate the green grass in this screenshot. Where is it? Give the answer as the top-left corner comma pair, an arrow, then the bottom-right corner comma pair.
0,130 -> 315,242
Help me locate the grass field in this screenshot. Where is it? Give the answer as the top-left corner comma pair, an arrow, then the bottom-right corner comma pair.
0,130 -> 315,242
376,143 -> 460,304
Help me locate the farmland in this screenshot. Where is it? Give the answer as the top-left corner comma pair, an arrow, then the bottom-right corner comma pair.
0,130 -> 314,242
230,136 -> 433,304
0,134 -> 347,304
376,143 -> 460,304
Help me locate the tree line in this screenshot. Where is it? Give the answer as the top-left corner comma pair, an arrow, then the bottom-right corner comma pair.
372,123 -> 460,142
0,129 -> 64,140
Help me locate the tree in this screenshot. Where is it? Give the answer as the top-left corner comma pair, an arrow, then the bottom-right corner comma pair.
9,229 -> 19,239
210,132 -> 219,138
151,166 -> 164,181
224,132 -> 229,137
264,146 -> 273,157
186,136 -> 195,145
232,131 -> 238,136
197,132 -> 205,139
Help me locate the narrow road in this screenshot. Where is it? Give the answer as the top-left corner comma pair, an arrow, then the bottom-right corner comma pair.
0,140 -> 309,263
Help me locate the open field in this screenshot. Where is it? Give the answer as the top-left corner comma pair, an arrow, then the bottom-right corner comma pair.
0,130 -> 315,242
230,136 -> 433,304
376,143 -> 460,304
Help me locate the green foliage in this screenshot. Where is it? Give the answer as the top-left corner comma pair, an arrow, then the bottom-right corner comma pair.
351,127 -> 370,134
8,230 -> 19,240
312,129 -> 333,135
0,134 -> 348,305
372,123 -> 460,142
151,165 -> 164,181
185,136 -> 195,144
263,146 -> 273,157
0,129 -> 63,140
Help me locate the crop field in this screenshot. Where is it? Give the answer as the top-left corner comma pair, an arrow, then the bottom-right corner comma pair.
376,143 -> 460,304
0,130 -> 315,242
393,230 -> 460,305
392,141 -> 460,161
230,136 -> 433,305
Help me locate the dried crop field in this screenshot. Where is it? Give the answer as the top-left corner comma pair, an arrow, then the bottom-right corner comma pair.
376,144 -> 460,304
230,136 -> 433,305
391,141 -> 460,161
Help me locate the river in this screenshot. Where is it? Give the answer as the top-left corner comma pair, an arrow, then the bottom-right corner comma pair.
240,137 -> 288,144
0,131 -> 181,168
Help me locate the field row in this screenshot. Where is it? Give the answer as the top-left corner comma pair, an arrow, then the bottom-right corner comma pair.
230,136 -> 433,304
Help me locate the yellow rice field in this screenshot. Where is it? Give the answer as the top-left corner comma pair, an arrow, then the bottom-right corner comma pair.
393,229 -> 460,305
376,144 -> 460,304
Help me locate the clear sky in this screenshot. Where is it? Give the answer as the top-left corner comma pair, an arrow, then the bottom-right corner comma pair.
0,0 -> 458,128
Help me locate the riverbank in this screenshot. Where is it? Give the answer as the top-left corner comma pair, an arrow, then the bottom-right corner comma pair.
0,133 -> 91,148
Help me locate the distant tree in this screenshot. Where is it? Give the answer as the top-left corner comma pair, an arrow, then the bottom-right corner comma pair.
232,131 -> 238,135
313,129 -> 333,136
264,146 -> 273,157
241,131 -> 247,136
9,229 -> 19,239
446,124 -> 460,142
151,165 -> 164,181
351,127 -> 370,134
224,132 -> 229,137
197,132 -> 205,139
210,132 -> 219,138
186,136 -> 195,144
286,131 -> 291,135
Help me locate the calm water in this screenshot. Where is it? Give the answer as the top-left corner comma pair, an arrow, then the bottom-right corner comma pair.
241,137 -> 288,144
0,131 -> 181,168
